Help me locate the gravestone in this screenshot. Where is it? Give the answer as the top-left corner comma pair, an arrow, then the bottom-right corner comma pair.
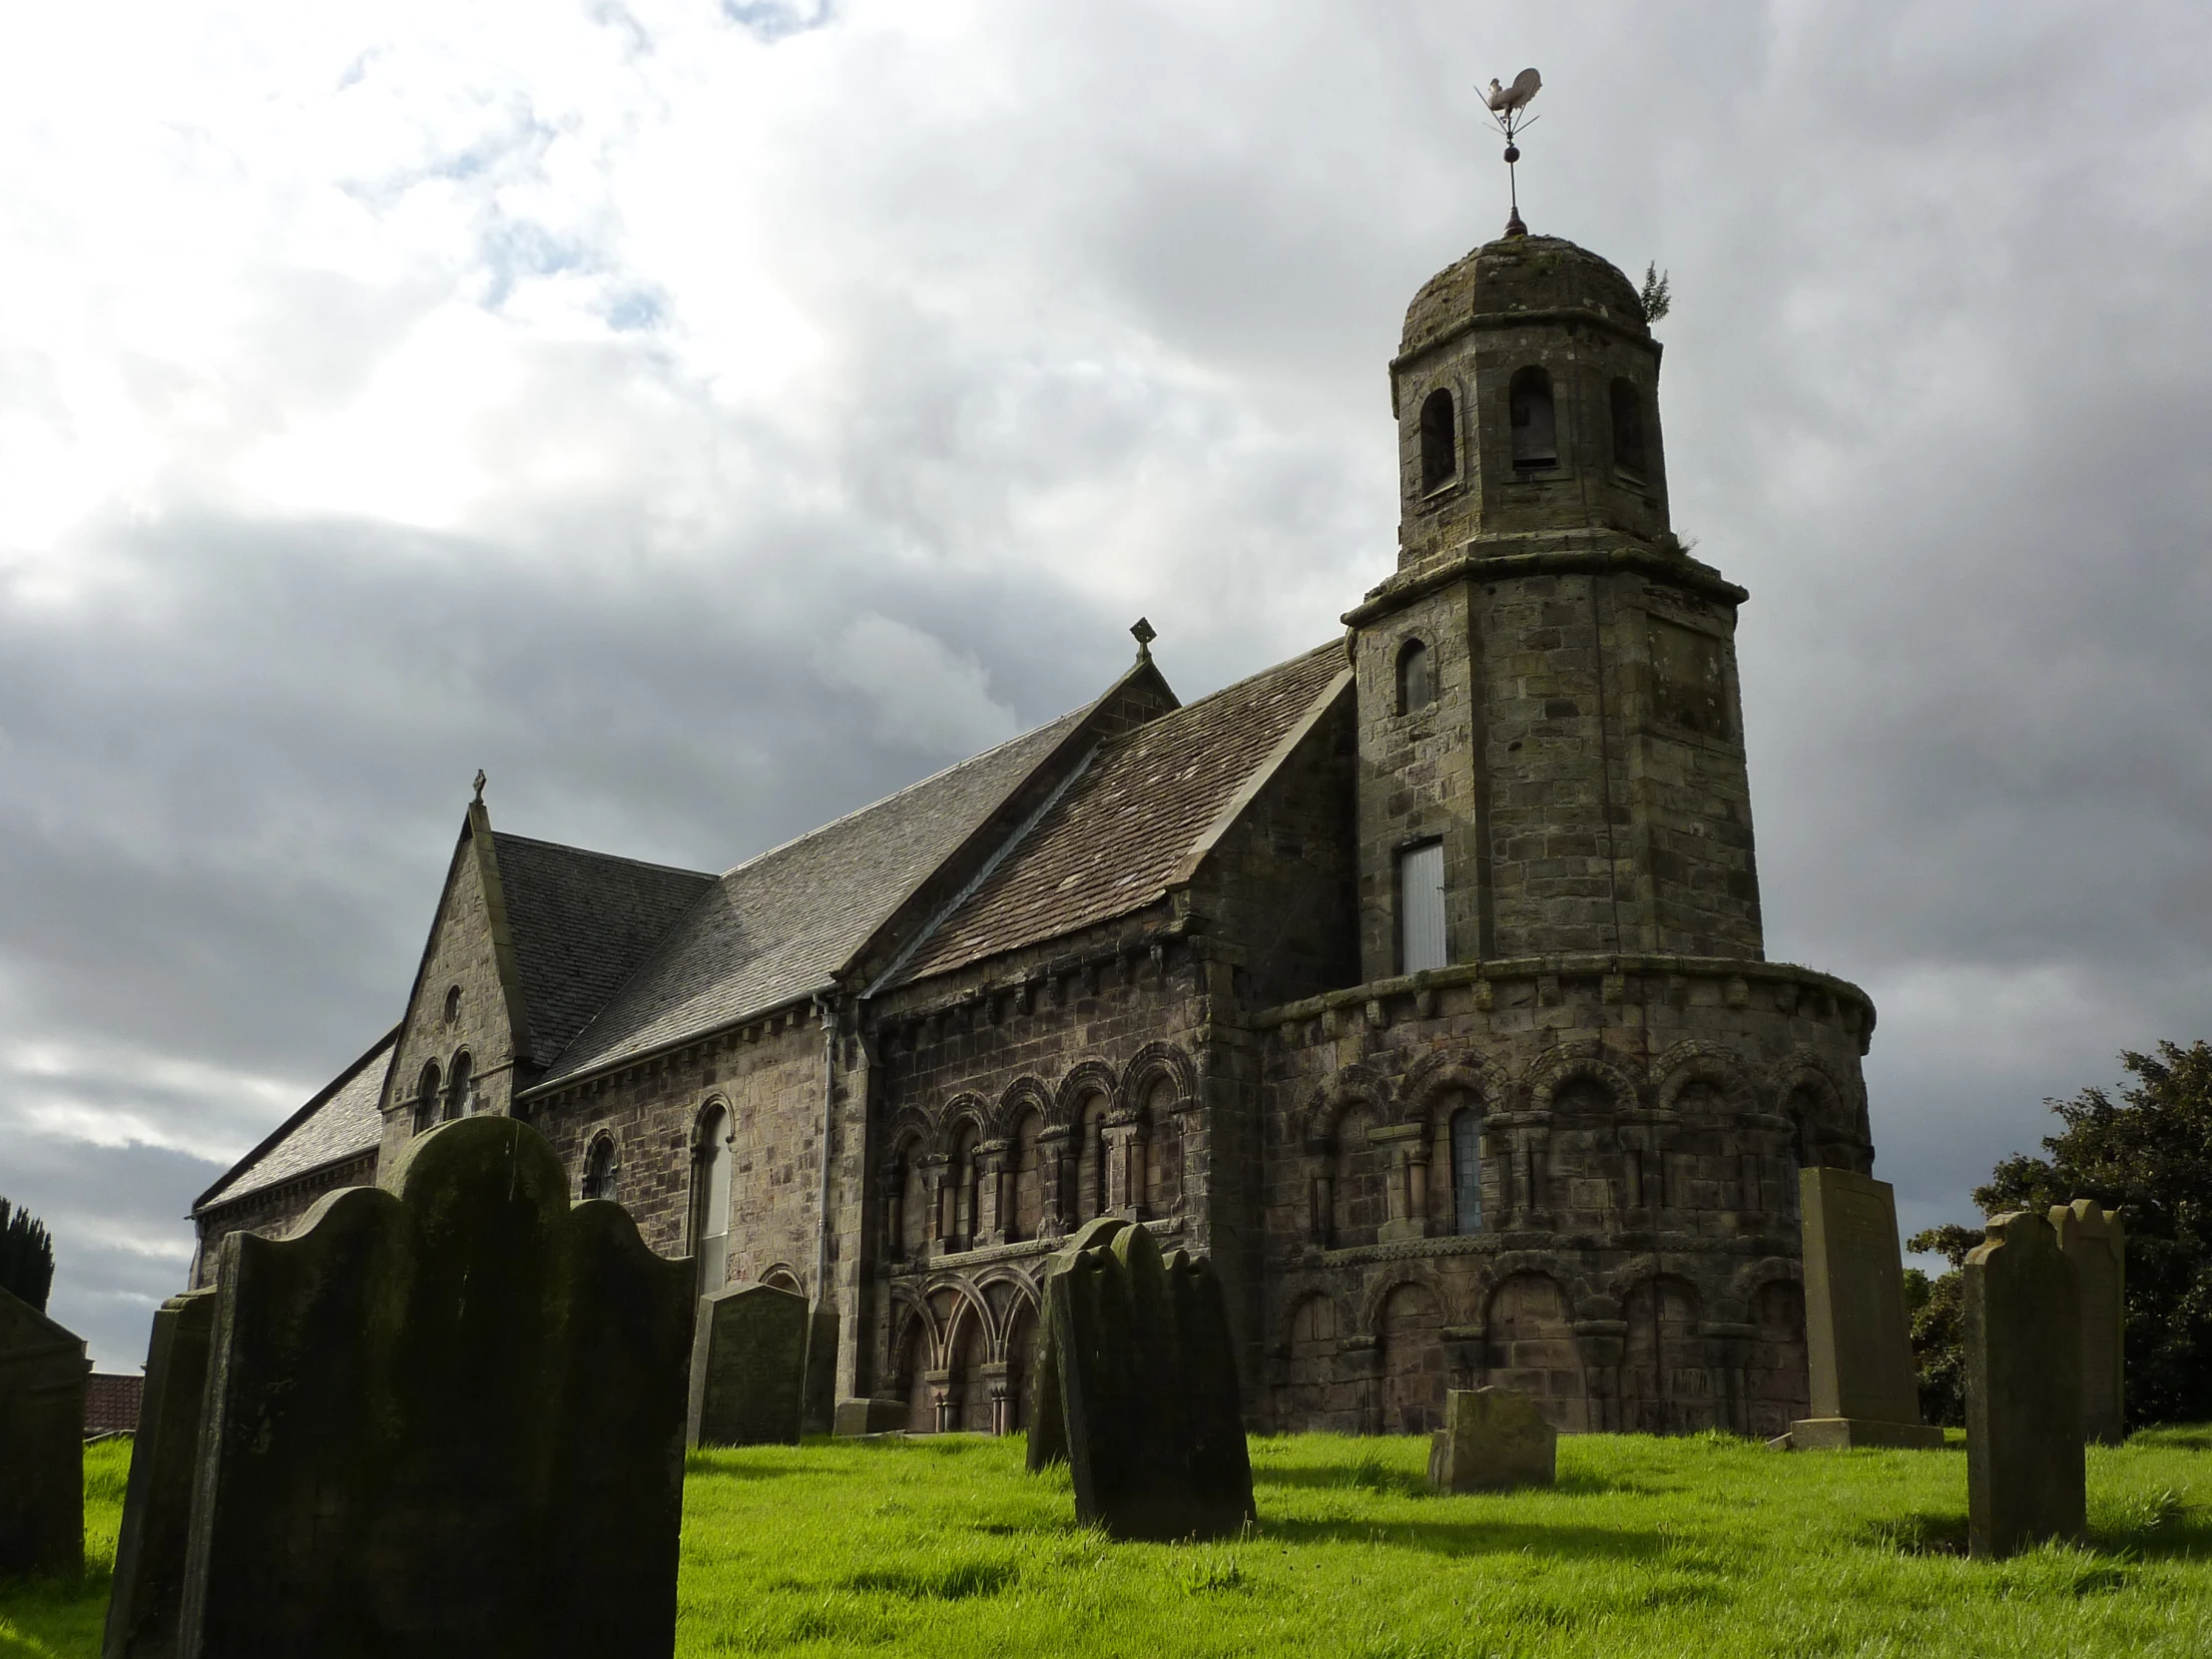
833,1397 -> 908,1436
103,1117 -> 694,1659
104,1290 -> 218,1659
1027,1217 -> 1254,1540
2049,1200 -> 2125,1445
688,1282 -> 809,1448
1788,1168 -> 1943,1449
0,1285 -> 89,1578
1426,1387 -> 1556,1493
1965,1209 -> 2084,1558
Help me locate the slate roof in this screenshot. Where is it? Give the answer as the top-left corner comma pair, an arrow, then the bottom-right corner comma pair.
531,710 -> 1091,1087
489,833 -> 717,1064
891,643 -> 1349,985
195,1026 -> 397,1214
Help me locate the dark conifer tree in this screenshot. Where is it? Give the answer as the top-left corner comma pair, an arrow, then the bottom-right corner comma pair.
0,1197 -> 56,1313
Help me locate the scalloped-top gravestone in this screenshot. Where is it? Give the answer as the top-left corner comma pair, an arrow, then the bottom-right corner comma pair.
1026,1217 -> 1253,1540
2049,1200 -> 2125,1445
1966,1209 -> 2084,1559
102,1117 -> 694,1659
0,1285 -> 89,1578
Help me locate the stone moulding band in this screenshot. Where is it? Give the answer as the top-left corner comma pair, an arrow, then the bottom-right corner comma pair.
1342,536 -> 1749,627
1388,304 -> 1663,374
1256,954 -> 1876,1042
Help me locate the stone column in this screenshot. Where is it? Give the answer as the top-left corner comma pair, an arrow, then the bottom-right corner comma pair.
880,1160 -> 905,1261
1311,1172 -> 1335,1248
1104,1116 -> 1146,1218
983,1363 -> 1013,1436
928,1371 -> 956,1435
1374,1123 -> 1426,1244
922,1156 -> 952,1254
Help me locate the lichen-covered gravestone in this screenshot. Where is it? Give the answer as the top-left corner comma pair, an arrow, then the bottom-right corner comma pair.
0,1285 -> 89,1578
102,1117 -> 694,1659
1789,1168 -> 1943,1449
1426,1387 -> 1555,1493
2049,1200 -> 2125,1445
1965,1209 -> 2085,1559
104,1289 -> 218,1659
1026,1217 -> 1254,1540
688,1282 -> 809,1448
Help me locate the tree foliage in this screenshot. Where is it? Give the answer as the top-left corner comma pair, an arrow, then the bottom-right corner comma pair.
0,1197 -> 56,1313
1907,1040 -> 2212,1428
1638,263 -> 1672,323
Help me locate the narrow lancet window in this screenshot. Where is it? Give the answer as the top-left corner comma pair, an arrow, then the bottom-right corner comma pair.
1395,638 -> 1433,714
445,1052 -> 473,1121
582,1135 -> 617,1201
1509,366 -> 1557,468
413,1060 -> 441,1133
695,1105 -> 732,1297
1450,1108 -> 1482,1234
1610,378 -> 1648,479
1418,387 -> 1456,492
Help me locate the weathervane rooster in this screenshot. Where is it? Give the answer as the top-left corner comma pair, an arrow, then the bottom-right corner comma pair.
1482,67 -> 1541,237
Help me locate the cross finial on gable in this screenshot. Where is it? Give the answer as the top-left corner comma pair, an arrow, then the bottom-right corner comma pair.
1130,617 -> 1156,661
472,769 -> 487,805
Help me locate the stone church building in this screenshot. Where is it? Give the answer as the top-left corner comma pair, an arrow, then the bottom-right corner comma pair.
193,232 -> 1879,1441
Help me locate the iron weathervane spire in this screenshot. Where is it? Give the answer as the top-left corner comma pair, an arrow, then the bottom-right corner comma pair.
1481,67 -> 1542,237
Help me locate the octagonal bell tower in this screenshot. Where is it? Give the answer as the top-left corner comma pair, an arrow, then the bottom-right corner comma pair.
1348,234 -> 1759,979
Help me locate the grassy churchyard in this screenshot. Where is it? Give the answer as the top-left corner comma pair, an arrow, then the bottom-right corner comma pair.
7,1428 -> 2212,1658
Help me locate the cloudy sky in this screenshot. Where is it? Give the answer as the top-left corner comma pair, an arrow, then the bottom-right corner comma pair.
4,0 -> 2208,1369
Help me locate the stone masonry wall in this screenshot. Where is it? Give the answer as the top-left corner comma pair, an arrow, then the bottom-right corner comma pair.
1255,954 -> 1874,1440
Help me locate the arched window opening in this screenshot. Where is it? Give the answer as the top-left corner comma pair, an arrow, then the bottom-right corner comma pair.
950,1126 -> 981,1249
763,1267 -> 803,1295
1418,387 -> 1457,492
1010,1112 -> 1044,1241
897,1144 -> 930,1258
694,1104 -> 733,1297
1142,1079 -> 1181,1217
412,1060 -> 441,1134
442,985 -> 462,1024
1609,378 -> 1648,480
444,1052 -> 473,1122
582,1134 -> 617,1202
1074,1094 -> 1109,1224
1395,638 -> 1433,715
1449,1107 -> 1483,1235
1508,366 -> 1557,468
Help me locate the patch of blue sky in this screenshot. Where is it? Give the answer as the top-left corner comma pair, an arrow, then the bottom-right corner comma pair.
722,0 -> 835,44
475,220 -> 597,310
605,288 -> 668,332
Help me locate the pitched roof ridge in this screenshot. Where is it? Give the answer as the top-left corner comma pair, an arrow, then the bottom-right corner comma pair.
708,706 -> 1088,883
192,1023 -> 400,1214
488,830 -> 715,881
1097,639 -> 1342,743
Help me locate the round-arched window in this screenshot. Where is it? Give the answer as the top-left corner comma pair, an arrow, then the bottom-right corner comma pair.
445,1052 -> 474,1122
1509,366 -> 1557,468
1609,378 -> 1648,480
582,1134 -> 618,1202
413,1060 -> 442,1133
1396,638 -> 1433,715
1418,387 -> 1457,492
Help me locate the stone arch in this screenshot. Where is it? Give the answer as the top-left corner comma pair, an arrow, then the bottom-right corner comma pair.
1396,1052 -> 1506,1132
882,1103 -> 942,1159
994,1076 -> 1053,1142
1618,1274 -> 1710,1434
1740,1268 -> 1811,1439
995,1280 -> 1043,1433
1377,1277 -> 1448,1435
1276,1291 -> 1345,1430
1769,1051 -> 1853,1176
883,1119 -> 935,1260
1290,1064 -> 1387,1154
940,1091 -> 990,1144
1051,1060 -> 1121,1131
1358,1261 -> 1453,1337
1651,1041 -> 1758,1117
1523,1046 -> 1641,1119
1418,384 -> 1457,492
580,1130 -> 619,1202
1121,1041 -> 1198,1113
691,1097 -> 735,1297
1400,1054 -> 1505,1235
941,1289 -> 995,1432
887,1290 -> 940,1430
759,1262 -> 804,1295
1482,1270 -> 1586,1431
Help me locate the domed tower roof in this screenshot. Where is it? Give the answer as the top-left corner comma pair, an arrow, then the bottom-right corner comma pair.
1400,235 -> 1648,361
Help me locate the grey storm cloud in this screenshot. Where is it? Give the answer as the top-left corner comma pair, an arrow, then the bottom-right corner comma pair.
3,0 -> 2210,1367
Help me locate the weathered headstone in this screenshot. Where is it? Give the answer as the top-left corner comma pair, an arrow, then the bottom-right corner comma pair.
1788,1167 -> 1943,1449
0,1285 -> 89,1578
103,1117 -> 694,1659
2049,1200 -> 2124,1445
1965,1210 -> 2084,1558
833,1397 -> 908,1436
688,1282 -> 809,1448
1426,1387 -> 1556,1493
104,1290 -> 218,1659
1027,1216 -> 1255,1540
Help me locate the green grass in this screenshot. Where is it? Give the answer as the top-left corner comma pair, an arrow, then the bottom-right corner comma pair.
9,1429 -> 2212,1657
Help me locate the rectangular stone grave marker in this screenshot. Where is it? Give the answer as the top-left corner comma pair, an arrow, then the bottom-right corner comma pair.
1028,1217 -> 1254,1540
2049,1200 -> 2124,1445
833,1397 -> 908,1437
688,1282 -> 809,1448
1966,1209 -> 2084,1558
0,1285 -> 89,1579
1427,1386 -> 1556,1493
104,1117 -> 695,1659
1790,1167 -> 1943,1449
103,1289 -> 218,1659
